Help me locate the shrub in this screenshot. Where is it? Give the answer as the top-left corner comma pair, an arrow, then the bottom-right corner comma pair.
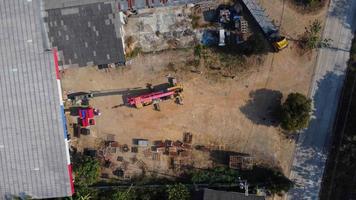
190,167 -> 239,184
126,47 -> 142,59
166,184 -> 190,200
194,44 -> 202,58
301,20 -> 331,50
113,187 -> 136,200
281,93 -> 312,131
240,166 -> 294,196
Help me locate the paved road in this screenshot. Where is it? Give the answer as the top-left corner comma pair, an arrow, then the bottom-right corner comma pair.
287,0 -> 356,199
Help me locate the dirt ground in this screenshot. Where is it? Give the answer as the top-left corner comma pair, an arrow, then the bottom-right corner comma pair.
62,0 -> 328,183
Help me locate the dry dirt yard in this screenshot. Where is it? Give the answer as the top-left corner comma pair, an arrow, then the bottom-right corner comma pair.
62,0 -> 328,178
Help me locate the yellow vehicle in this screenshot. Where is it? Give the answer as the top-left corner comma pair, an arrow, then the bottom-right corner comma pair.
272,36 -> 289,51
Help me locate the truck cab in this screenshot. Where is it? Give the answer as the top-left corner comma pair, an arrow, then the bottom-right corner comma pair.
268,30 -> 288,51
272,36 -> 288,51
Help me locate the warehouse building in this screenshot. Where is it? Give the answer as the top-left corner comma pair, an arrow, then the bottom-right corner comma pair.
0,0 -> 73,199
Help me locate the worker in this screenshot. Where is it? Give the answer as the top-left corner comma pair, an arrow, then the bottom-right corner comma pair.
94,109 -> 101,116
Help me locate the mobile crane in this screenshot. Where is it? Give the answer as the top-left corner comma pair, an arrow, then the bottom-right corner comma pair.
67,77 -> 183,109
127,77 -> 183,109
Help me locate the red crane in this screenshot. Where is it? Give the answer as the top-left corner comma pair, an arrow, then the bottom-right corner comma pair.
127,78 -> 183,109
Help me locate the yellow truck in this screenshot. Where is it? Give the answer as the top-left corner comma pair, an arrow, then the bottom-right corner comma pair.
273,37 -> 288,50
269,32 -> 289,51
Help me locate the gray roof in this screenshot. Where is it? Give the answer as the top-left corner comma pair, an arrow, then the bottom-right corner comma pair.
0,0 -> 72,199
203,189 -> 265,200
44,1 -> 126,67
44,0 -> 112,10
45,0 -> 208,16
240,0 -> 278,36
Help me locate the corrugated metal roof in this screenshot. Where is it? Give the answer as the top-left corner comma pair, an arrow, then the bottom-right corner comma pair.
0,0 -> 72,198
240,0 -> 277,36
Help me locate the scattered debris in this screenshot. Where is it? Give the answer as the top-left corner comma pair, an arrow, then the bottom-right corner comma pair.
229,155 -> 254,170
152,152 -> 161,161
133,139 -> 149,146
131,146 -> 138,153
117,156 -> 124,162
183,132 -> 193,143
113,168 -> 124,177
121,144 -> 129,152
101,173 -> 109,179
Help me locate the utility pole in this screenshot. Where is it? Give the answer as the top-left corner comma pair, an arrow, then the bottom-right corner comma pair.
244,181 -> 249,196
237,177 -> 249,196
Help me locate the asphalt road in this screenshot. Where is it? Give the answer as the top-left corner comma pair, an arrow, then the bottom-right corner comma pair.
287,0 -> 356,199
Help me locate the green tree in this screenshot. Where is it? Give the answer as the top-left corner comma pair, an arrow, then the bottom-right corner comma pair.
302,20 -> 331,50
294,0 -> 324,9
281,93 -> 312,131
73,155 -> 100,186
240,166 -> 294,196
302,0 -> 320,6
72,155 -> 100,200
191,167 -> 239,184
77,193 -> 92,200
194,44 -> 202,58
166,184 -> 190,200
113,187 -> 136,200
74,186 -> 98,200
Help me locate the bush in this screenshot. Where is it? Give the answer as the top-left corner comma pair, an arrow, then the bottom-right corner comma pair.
113,187 -> 136,200
135,187 -> 167,200
126,47 -> 142,59
292,0 -> 325,11
194,44 -> 202,58
72,154 -> 100,200
189,166 -> 293,195
240,166 -> 294,196
190,15 -> 201,29
281,93 -> 312,131
166,184 -> 190,200
73,155 -> 100,186
190,167 -> 239,184
301,20 -> 331,50
74,186 -> 98,200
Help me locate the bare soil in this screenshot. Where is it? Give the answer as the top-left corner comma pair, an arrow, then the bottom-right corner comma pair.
62,0 -> 328,182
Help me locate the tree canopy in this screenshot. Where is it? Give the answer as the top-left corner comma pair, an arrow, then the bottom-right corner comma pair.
73,155 -> 100,186
166,184 -> 190,200
190,167 -> 238,184
113,187 -> 136,200
72,154 -> 100,200
281,93 -> 312,131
